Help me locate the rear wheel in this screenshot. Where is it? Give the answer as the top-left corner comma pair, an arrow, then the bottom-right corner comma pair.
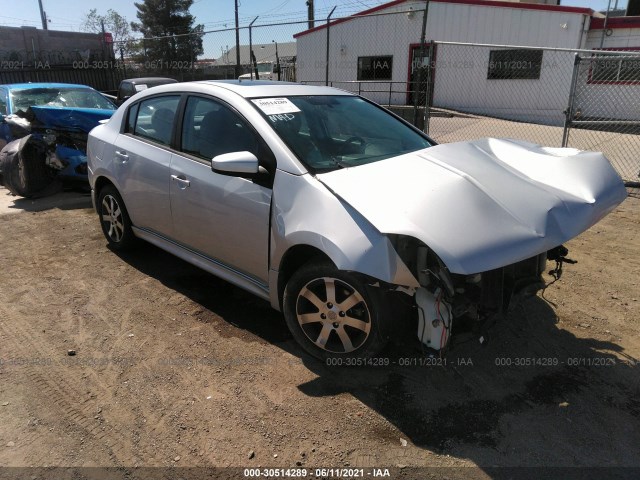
283,261 -> 389,360
97,185 -> 136,250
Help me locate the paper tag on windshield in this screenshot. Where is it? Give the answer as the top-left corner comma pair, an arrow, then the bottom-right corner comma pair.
134,84 -> 148,92
252,98 -> 300,115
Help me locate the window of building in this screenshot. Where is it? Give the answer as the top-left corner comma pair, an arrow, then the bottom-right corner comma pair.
589,55 -> 640,84
357,56 -> 393,81
487,49 -> 543,80
131,95 -> 180,146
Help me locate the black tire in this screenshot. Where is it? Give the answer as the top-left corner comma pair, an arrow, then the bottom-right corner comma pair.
283,261 -> 389,360
97,185 -> 136,251
0,135 -> 54,198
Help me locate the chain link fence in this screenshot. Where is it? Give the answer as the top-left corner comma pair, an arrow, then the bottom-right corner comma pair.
2,6 -> 636,185
425,42 -> 640,185
566,53 -> 640,183
109,19 -> 309,83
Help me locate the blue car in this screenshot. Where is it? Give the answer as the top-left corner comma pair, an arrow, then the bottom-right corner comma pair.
0,83 -> 116,196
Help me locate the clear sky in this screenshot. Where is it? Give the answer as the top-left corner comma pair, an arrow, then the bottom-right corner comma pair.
2,0 -> 629,32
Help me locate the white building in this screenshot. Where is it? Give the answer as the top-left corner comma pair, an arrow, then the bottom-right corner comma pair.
294,0 -> 640,125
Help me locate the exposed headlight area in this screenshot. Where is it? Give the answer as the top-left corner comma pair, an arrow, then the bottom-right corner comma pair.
389,234 -> 550,354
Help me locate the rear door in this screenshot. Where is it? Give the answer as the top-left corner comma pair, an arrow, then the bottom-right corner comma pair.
169,95 -> 274,283
111,94 -> 180,238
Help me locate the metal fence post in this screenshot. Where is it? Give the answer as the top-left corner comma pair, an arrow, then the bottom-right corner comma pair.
248,17 -> 258,80
413,1 -> 429,127
423,41 -> 434,135
562,53 -> 581,148
325,6 -> 336,86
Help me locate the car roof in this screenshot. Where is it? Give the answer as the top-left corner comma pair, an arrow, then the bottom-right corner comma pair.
146,80 -> 355,98
1,82 -> 96,90
120,77 -> 178,85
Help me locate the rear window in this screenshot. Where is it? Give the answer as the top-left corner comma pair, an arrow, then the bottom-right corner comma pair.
10,87 -> 115,112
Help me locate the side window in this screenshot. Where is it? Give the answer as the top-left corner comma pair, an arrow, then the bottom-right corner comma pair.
132,95 -> 180,146
181,96 -> 259,161
125,103 -> 139,133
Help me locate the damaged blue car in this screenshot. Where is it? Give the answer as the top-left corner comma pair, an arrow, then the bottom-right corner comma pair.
0,83 -> 116,197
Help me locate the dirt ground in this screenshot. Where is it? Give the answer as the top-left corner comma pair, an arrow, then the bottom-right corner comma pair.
0,187 -> 639,479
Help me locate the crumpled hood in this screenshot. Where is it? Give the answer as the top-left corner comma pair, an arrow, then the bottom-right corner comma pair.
28,106 -> 114,133
317,138 -> 627,275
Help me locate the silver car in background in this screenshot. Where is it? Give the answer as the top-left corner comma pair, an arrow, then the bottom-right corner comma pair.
87,80 -> 626,360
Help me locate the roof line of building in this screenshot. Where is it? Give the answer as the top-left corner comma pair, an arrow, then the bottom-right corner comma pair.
293,0 -> 595,39
590,15 -> 640,30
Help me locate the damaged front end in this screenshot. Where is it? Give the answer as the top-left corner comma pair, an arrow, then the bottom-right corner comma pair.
0,106 -> 112,197
317,138 -> 627,353
389,235 -> 575,353
0,132 -> 87,198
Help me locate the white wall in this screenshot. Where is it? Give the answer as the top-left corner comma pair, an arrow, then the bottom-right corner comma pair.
585,27 -> 640,49
423,2 -> 585,47
432,46 -> 576,125
296,1 -> 425,103
295,0 -> 589,113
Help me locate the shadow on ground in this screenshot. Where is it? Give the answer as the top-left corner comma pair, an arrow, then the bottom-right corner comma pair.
0,187 -> 92,214
113,241 -> 640,475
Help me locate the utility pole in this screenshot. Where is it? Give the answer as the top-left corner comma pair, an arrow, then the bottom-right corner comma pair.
235,0 -> 241,78
306,0 -> 315,29
37,0 -> 48,30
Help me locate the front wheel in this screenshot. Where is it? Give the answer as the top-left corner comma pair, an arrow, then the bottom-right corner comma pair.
283,262 -> 389,360
97,185 -> 136,251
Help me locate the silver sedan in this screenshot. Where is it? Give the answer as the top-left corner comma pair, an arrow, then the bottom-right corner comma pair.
87,80 -> 626,360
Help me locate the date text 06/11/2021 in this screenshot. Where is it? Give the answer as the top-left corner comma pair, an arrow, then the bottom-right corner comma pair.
324,357 -> 473,367
243,468 -> 392,478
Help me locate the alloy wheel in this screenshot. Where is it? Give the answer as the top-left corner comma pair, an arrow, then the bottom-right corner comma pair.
295,277 -> 371,353
101,194 -> 124,243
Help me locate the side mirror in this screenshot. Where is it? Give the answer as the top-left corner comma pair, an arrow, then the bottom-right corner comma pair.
211,151 -> 260,175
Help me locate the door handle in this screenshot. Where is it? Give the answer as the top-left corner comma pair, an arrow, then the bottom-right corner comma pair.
171,174 -> 191,188
115,150 -> 129,162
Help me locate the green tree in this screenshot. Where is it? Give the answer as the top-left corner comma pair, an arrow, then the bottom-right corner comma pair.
82,9 -> 137,57
131,0 -> 204,66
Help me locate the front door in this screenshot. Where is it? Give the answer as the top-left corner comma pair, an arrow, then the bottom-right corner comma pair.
169,95 -> 273,283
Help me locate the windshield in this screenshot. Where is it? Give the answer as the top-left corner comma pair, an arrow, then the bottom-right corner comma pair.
252,95 -> 432,172
10,87 -> 116,113
257,63 -> 273,73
